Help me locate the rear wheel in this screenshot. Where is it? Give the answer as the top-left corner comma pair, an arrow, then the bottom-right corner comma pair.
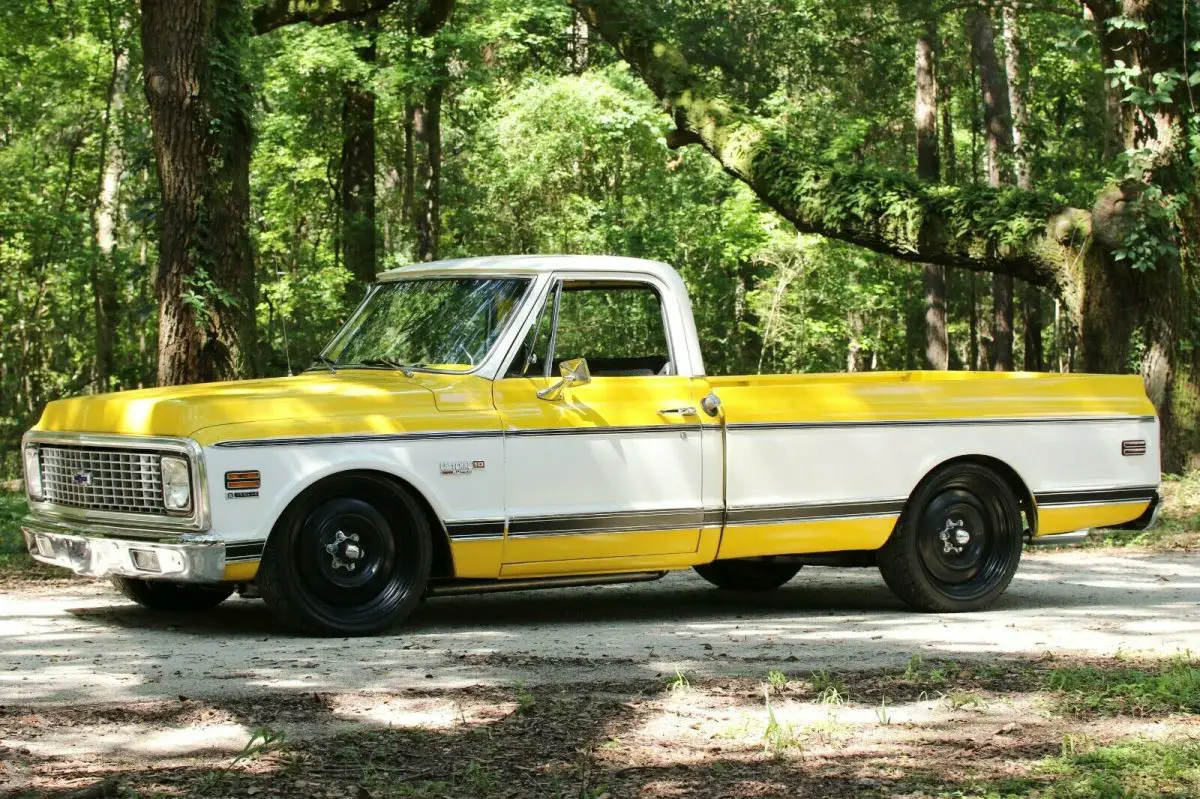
258,474 -> 432,636
694,560 -> 801,591
111,576 -> 234,612
878,462 -> 1023,612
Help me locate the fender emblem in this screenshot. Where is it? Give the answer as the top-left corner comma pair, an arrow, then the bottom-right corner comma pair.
440,460 -> 480,476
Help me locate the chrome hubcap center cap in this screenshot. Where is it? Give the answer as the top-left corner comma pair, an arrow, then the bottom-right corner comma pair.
325,530 -> 364,571
938,519 -> 970,554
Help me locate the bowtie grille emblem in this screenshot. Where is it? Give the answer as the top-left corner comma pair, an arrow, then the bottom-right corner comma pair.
72,471 -> 93,487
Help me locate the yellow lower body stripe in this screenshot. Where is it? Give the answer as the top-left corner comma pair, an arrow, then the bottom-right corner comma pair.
1035,501 -> 1149,536
222,561 -> 260,582
715,515 -> 898,560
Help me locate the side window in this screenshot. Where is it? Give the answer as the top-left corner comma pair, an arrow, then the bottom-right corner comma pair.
550,282 -> 672,377
505,288 -> 555,378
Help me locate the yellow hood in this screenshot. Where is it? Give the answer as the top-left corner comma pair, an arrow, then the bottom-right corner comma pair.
34,371 -> 498,446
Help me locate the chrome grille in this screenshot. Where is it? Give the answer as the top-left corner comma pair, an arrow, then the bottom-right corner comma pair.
39,445 -> 168,515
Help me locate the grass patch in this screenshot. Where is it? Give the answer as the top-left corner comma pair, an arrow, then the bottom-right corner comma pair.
945,737 -> 1200,798
0,490 -> 31,571
1045,656 -> 1200,716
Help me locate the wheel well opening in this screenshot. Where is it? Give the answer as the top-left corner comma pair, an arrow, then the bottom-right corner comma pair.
904,456 -> 1037,537
265,470 -> 456,580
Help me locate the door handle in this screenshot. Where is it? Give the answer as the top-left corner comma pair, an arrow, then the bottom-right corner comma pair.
658,406 -> 699,418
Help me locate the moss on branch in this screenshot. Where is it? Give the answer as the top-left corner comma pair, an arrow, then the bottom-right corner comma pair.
572,0 -> 1082,297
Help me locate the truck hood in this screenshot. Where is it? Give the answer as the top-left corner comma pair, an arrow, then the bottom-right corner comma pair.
32,371 -> 498,445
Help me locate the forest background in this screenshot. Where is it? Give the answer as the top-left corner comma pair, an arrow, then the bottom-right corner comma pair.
1,0 -> 1196,474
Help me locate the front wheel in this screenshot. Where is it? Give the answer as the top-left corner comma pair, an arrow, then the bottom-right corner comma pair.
111,576 -> 234,612
878,462 -> 1023,612
694,560 -> 801,590
258,474 -> 432,636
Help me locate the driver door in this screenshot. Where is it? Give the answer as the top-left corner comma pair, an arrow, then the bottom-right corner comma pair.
493,277 -> 708,571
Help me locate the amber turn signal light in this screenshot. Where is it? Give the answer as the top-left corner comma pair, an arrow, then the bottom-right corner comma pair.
225,470 -> 261,491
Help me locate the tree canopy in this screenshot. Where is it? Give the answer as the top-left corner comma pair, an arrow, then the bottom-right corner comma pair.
0,0 -> 1196,471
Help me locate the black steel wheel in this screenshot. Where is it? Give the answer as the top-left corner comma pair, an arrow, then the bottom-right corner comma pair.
878,462 -> 1023,612
694,560 -> 801,591
111,576 -> 234,612
258,473 -> 432,635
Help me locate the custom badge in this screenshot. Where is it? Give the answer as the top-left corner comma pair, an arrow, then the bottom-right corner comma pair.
440,460 -> 484,476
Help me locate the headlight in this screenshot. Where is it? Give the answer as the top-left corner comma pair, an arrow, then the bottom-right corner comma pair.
23,446 -> 42,501
160,456 -> 192,513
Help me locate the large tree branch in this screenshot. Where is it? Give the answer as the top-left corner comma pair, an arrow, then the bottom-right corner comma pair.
252,0 -> 454,36
569,0 -> 1085,297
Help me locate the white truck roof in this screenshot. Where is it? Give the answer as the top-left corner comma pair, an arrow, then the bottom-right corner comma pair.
377,254 -> 681,283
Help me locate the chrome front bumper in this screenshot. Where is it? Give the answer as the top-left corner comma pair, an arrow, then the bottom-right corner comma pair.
22,516 -> 227,583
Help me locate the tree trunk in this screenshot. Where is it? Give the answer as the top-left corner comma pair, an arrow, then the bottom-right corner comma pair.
1022,284 -> 1044,371
966,8 -> 1016,371
569,10 -> 589,73
915,18 -> 947,370
341,15 -> 378,285
90,35 -> 129,392
412,80 -> 443,262
402,102 -> 415,227
141,0 -> 256,386
992,272 -> 1014,371
1001,3 -> 1044,371
968,273 -> 979,371
1001,3 -> 1032,191
1083,2 -> 1132,160
939,68 -> 956,186
965,8 -> 1014,187
847,307 -> 865,373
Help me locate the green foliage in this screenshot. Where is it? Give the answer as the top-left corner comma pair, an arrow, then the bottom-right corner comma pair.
0,0 -> 155,456
1045,656 -> 1200,716
761,684 -> 799,756
0,491 -> 30,571
231,726 -> 288,767
1,0 -> 1194,471
454,65 -> 776,374
753,136 -> 1067,259
944,737 -> 1200,798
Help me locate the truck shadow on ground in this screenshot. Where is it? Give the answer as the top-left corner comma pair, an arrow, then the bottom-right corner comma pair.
58,550 -> 1199,638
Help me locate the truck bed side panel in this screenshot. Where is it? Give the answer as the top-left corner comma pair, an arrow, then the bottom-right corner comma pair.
709,371 -> 1159,558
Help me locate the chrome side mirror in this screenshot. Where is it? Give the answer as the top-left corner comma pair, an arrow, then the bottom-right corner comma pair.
537,358 -> 591,401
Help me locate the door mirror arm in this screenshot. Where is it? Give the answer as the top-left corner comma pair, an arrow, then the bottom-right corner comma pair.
537,358 -> 591,401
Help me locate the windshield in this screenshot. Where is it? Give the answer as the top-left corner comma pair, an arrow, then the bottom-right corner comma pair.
319,276 -> 532,373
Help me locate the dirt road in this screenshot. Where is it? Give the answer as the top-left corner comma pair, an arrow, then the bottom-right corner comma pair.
3,549 -> 1197,707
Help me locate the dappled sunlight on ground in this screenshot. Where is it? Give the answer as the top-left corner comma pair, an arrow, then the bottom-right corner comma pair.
1,550 -> 1199,706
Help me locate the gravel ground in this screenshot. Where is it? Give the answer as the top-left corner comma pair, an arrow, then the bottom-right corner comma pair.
2,548 -> 1197,708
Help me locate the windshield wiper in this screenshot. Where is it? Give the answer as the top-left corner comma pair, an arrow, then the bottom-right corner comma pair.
359,357 -> 415,377
310,355 -> 338,373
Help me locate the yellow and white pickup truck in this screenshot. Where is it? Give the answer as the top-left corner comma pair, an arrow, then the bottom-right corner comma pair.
21,255 -> 1161,634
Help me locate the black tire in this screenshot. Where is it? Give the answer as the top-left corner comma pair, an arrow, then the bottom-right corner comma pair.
878,462 -> 1023,612
694,560 -> 801,590
258,473 -> 432,636
111,576 -> 234,612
